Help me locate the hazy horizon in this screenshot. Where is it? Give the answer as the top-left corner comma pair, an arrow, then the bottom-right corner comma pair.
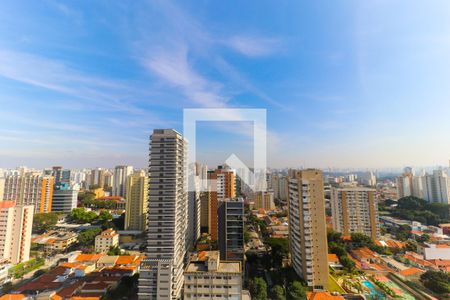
1,1 -> 450,169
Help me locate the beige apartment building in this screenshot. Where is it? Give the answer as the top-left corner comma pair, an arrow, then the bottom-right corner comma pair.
254,191 -> 275,210
125,170 -> 149,231
331,187 -> 379,240
184,251 -> 242,300
3,172 -> 54,213
95,229 -> 119,253
0,201 -> 34,264
288,169 -> 329,290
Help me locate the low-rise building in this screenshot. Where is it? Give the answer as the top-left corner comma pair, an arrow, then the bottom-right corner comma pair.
184,251 -> 242,300
94,229 -> 119,253
398,267 -> 425,282
33,231 -> 78,253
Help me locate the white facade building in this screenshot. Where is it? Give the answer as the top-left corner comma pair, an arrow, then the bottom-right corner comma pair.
0,201 -> 34,264
138,129 -> 188,300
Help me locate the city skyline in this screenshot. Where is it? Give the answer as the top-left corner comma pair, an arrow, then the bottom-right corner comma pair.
1,1 -> 450,169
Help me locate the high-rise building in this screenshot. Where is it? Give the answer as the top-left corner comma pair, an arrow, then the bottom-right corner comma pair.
187,172 -> 201,249
89,168 -> 105,189
288,169 -> 328,290
422,170 -> 450,204
254,191 -> 275,210
218,198 -> 244,264
184,251 -> 242,300
113,165 -> 133,197
52,182 -> 79,212
208,166 -> 235,241
0,201 -> 34,264
0,177 -> 4,201
358,171 -> 376,186
278,176 -> 289,204
103,170 -> 114,189
138,129 -> 187,300
200,191 -> 211,233
3,172 -> 54,213
271,174 -> 280,199
330,187 -> 379,240
125,170 -> 149,231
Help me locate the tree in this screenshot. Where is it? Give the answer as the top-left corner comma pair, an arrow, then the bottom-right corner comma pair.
287,281 -> 306,300
33,213 -> 59,233
249,277 -> 268,300
78,228 -> 101,247
99,210 -> 113,221
416,233 -> 430,243
329,243 -> 347,257
265,238 -> 289,268
107,246 -> 122,255
350,233 -> 373,248
327,230 -> 342,243
71,208 -> 98,223
420,271 -> 450,294
272,285 -> 286,300
339,255 -> 356,273
397,196 -> 426,210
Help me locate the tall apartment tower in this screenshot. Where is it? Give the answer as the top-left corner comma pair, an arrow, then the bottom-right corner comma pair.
125,170 -> 149,231
0,201 -> 34,264
113,165 -> 133,197
218,198 -> 244,264
330,187 -> 379,240
3,173 -> 54,213
288,169 -> 328,290
422,170 -> 450,204
187,172 -> 201,249
138,129 -> 188,300
208,166 -> 235,241
200,191 -> 211,233
254,191 -> 275,210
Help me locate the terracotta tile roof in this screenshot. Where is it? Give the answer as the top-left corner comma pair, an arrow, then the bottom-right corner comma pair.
75,254 -> 104,262
399,267 -> 425,277
427,259 -> 450,267
70,297 -> 100,300
0,295 -> 27,300
328,254 -> 339,263
307,291 -> 345,300
115,255 -> 138,265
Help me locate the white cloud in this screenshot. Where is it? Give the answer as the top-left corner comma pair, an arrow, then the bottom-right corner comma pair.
226,35 -> 281,57
145,47 -> 227,108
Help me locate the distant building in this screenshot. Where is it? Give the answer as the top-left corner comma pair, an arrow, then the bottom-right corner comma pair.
125,170 -> 148,231
331,187 -> 380,240
89,168 -> 105,189
113,165 -> 133,197
3,172 -> 54,213
95,229 -> 119,253
288,169 -> 328,290
254,191 -> 275,210
208,166 -> 236,241
358,171 -> 376,186
200,191 -> 211,233
0,201 -> 34,264
422,170 -> 450,204
184,251 -> 242,300
218,198 -> 244,264
52,182 -> 79,212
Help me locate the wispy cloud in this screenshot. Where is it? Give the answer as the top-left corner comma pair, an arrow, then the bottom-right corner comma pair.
144,47 -> 227,108
226,35 -> 281,57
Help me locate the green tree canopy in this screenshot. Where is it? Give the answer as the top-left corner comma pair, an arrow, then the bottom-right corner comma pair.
71,208 -> 98,223
420,271 -> 450,294
272,285 -> 286,300
249,277 -> 268,300
78,228 -> 101,247
33,212 -> 59,233
287,281 -> 306,300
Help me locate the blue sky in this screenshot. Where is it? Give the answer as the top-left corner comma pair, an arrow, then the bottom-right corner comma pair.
1,1 -> 450,169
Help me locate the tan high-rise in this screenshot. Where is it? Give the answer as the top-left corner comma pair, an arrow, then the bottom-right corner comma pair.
125,170 -> 149,231
208,166 -> 235,241
331,187 -> 379,240
3,172 -> 54,213
288,169 -> 328,290
0,201 -> 34,264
